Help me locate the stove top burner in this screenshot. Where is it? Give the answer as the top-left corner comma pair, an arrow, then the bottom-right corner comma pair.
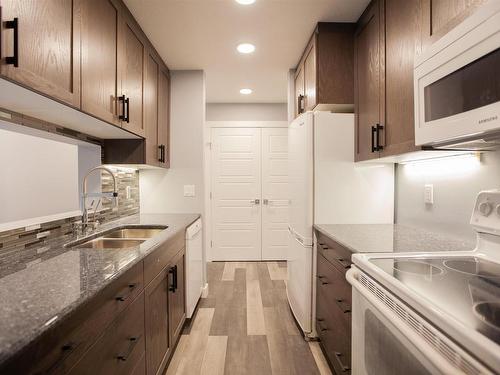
474,302 -> 500,334
444,259 -> 500,279
393,260 -> 444,276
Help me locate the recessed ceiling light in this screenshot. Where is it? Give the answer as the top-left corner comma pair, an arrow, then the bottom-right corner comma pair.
237,43 -> 255,54
240,88 -> 252,95
236,0 -> 255,4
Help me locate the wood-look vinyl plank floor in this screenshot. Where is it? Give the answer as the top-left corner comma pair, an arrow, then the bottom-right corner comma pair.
165,261 -> 328,375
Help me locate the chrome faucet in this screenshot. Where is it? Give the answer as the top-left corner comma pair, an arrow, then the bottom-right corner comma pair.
80,166 -> 118,234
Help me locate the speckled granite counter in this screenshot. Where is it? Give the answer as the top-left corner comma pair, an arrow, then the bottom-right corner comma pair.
0,213 -> 200,367
314,223 -> 476,254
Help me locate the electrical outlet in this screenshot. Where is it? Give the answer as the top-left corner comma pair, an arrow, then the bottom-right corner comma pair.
424,184 -> 434,205
184,185 -> 195,197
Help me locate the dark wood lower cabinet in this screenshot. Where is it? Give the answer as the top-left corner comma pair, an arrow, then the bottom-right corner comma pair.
69,292 -> 146,375
316,231 -> 353,375
145,247 -> 186,375
145,267 -> 171,375
169,250 -> 186,344
0,234 -> 187,375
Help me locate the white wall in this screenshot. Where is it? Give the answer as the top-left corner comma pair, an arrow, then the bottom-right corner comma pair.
140,70 -> 206,214
396,151 -> 500,241
206,103 -> 287,121
0,120 -> 101,232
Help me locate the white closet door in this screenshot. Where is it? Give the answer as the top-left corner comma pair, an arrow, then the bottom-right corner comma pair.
211,128 -> 262,261
261,128 -> 289,260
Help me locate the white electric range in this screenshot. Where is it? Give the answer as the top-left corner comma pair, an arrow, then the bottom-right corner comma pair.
348,189 -> 500,374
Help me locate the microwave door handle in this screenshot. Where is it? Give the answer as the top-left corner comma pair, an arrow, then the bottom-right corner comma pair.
347,269 -> 465,374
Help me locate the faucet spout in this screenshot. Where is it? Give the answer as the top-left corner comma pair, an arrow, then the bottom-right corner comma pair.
81,166 -> 118,232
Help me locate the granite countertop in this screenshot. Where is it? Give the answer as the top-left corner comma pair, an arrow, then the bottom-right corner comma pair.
0,213 -> 200,367
314,223 -> 476,254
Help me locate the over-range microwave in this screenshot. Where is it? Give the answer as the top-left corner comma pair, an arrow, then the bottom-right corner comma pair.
414,2 -> 500,150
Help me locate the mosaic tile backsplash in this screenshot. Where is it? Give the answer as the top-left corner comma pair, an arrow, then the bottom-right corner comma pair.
0,168 -> 140,275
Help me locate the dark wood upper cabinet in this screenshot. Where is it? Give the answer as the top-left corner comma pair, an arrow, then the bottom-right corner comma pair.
294,23 -> 355,118
145,53 -> 159,166
145,268 -> 170,375
381,0 -> 423,157
294,64 -> 305,117
0,0 -> 81,107
354,0 -> 384,161
118,13 -> 146,137
81,0 -> 120,125
158,69 -> 171,168
421,0 -> 486,48
168,250 -> 186,344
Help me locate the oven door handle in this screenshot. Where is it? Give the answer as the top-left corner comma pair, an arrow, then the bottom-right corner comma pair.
346,269 -> 473,375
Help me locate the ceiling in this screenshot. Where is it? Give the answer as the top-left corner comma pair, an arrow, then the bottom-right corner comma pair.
124,0 -> 370,103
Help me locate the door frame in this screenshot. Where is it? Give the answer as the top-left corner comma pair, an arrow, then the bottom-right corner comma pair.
204,121 -> 287,261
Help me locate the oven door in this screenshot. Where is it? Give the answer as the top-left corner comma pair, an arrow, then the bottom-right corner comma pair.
347,267 -> 488,375
414,2 -> 500,147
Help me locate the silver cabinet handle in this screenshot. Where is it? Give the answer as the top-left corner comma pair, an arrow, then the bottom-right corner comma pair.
263,199 -> 269,205
250,199 -> 260,205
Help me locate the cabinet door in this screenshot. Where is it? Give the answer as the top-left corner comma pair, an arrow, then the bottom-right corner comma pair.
81,0 -> 119,124
158,69 -> 170,168
145,269 -> 170,375
381,0 -> 422,157
354,0 -> 384,161
168,250 -> 186,344
119,15 -> 145,137
0,0 -> 81,107
294,65 -> 305,118
304,40 -> 317,111
145,53 -> 159,166
421,0 -> 486,47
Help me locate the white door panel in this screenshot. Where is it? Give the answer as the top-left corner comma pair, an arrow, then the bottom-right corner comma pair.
262,128 -> 289,260
212,128 -> 261,261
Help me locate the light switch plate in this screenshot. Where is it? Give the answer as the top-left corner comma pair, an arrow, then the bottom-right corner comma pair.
424,184 -> 434,205
184,185 -> 195,197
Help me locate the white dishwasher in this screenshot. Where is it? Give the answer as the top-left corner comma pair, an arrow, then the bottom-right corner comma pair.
185,218 -> 203,318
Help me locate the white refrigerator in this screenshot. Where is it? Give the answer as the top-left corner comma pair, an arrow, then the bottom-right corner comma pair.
287,112 -> 394,337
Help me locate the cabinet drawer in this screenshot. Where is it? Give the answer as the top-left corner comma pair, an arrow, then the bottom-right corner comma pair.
317,232 -> 352,273
69,292 -> 146,375
316,252 -> 352,374
1,261 -> 144,375
316,287 -> 351,374
317,253 -> 352,315
144,231 -> 185,285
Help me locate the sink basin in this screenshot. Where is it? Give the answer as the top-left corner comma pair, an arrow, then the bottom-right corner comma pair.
65,225 -> 167,249
74,238 -> 145,249
103,227 -> 166,239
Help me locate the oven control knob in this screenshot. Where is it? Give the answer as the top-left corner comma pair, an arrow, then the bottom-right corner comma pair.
479,202 -> 493,216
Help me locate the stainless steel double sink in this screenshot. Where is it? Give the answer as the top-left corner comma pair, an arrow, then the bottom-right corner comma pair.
66,225 -> 168,249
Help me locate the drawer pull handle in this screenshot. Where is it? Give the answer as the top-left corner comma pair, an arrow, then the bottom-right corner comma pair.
335,257 -> 351,269
116,335 -> 141,362
316,275 -> 329,285
317,318 -> 328,332
115,283 -> 137,302
336,299 -> 352,314
44,341 -> 79,372
334,351 -> 350,372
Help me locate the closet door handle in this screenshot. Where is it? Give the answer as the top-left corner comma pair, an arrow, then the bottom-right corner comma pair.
119,95 -> 126,121
371,125 -> 377,153
158,145 -> 163,162
5,18 -> 19,67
